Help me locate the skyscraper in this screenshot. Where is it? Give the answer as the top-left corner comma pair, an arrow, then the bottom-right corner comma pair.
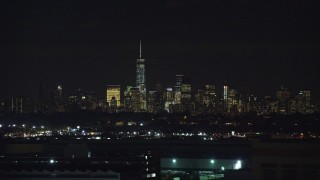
165,88 -> 175,113
297,90 -> 311,114
106,85 -> 121,111
136,41 -> 147,111
38,82 -> 47,113
131,87 -> 141,113
154,83 -> 165,113
124,86 -> 133,112
53,85 -> 64,112
223,84 -> 229,111
276,86 -> 291,114
181,76 -> 192,112
174,75 -> 183,104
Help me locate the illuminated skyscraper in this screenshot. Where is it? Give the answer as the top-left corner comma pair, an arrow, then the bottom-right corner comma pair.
276,86 -> 290,114
204,85 -> 216,106
165,88 -> 175,113
228,88 -> 239,114
223,84 -> 229,111
136,41 -> 147,111
147,91 -> 156,113
130,87 -> 141,112
38,82 -> 47,113
53,85 -> 64,112
124,86 -> 133,112
297,90 -> 311,114
154,83 -> 165,113
181,77 -> 192,112
174,75 -> 183,105
106,85 -> 121,109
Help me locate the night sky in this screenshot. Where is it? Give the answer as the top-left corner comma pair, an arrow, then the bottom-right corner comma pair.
1,0 -> 320,100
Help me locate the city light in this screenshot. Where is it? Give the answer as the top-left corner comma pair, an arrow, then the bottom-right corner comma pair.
210,160 -> 214,164
49,159 -> 54,164
172,159 -> 176,163
234,160 -> 242,170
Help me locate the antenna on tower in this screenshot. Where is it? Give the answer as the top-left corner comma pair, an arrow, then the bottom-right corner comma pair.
139,40 -> 142,59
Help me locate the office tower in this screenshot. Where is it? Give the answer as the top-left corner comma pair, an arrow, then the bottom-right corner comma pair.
124,86 -> 133,112
204,85 -> 216,105
154,83 -> 165,113
106,85 -> 121,112
297,90 -> 311,114
223,84 -> 229,111
239,87 -> 251,113
53,85 -> 64,112
130,87 -> 141,112
174,74 -> 183,108
147,91 -> 156,113
56,85 -> 62,98
228,89 -> 239,115
289,98 -> 298,114
204,85 -> 217,113
38,82 -> 47,113
165,88 -> 175,113
181,76 -> 192,112
136,41 -> 147,111
276,86 -> 291,114
195,89 -> 205,113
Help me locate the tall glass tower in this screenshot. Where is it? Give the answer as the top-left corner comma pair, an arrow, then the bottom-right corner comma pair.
136,41 -> 147,111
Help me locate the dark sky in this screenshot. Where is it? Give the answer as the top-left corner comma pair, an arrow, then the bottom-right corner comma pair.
1,0 -> 320,100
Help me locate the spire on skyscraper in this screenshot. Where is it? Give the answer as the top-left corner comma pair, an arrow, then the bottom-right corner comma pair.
139,40 -> 142,59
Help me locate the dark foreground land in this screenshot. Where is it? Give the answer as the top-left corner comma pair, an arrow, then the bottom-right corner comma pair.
0,138 -> 320,180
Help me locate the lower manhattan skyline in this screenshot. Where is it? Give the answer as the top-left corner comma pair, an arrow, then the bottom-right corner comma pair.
1,0 -> 320,100
2,1 -> 320,180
